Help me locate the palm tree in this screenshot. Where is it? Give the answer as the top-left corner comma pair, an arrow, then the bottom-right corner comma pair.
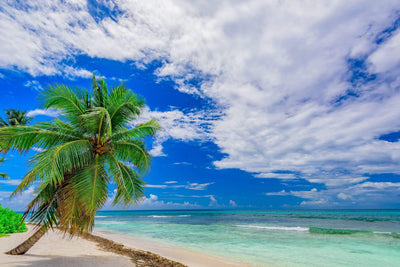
0,109 -> 33,127
0,157 -> 9,179
0,75 -> 161,255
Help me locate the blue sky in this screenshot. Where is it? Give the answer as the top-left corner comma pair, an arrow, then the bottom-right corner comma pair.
1,1 -> 400,210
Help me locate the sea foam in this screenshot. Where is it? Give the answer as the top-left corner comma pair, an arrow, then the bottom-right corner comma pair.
236,225 -> 309,232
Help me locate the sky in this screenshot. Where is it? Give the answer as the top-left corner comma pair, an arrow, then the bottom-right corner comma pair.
0,0 -> 400,210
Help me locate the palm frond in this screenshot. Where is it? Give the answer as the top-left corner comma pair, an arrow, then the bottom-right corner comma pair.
73,155 -> 109,218
37,119 -> 82,139
112,119 -> 161,141
80,107 -> 112,142
93,75 -> 108,108
56,179 -> 92,235
23,182 -> 60,230
0,117 -> 8,127
12,140 -> 92,195
0,125 -> 81,152
106,153 -> 144,205
40,85 -> 86,124
107,85 -> 145,130
113,140 -> 151,173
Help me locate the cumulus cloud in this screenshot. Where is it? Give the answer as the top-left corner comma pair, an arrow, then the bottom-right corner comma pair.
146,181 -> 214,191
134,106 -> 218,156
267,182 -> 400,208
137,194 -> 200,209
255,173 -> 297,180
0,179 -> 22,186
209,195 -> 218,207
27,109 -> 60,117
145,184 -> 168,189
368,29 -> 400,74
1,0 -> 400,205
103,192 -> 200,210
229,200 -> 237,207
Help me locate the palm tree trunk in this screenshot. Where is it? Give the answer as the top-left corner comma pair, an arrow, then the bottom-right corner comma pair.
6,227 -> 47,255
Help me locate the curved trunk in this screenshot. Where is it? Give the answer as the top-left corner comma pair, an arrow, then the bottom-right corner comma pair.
6,227 -> 47,255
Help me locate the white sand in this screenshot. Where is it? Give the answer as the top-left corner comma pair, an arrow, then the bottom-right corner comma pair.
0,226 -> 249,267
0,226 -> 134,267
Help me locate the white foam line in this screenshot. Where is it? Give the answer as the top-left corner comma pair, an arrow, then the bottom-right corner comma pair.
236,225 -> 309,232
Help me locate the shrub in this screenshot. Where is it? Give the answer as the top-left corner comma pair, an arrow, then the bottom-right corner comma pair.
0,204 -> 27,235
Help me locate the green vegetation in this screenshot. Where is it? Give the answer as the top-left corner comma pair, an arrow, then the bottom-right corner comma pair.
0,74 -> 161,254
0,109 -> 33,127
0,204 -> 27,237
0,157 -> 8,179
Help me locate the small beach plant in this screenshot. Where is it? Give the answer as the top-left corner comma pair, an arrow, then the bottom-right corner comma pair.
0,75 -> 161,254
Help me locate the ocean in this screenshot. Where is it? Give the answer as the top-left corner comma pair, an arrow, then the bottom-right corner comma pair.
94,210 -> 400,266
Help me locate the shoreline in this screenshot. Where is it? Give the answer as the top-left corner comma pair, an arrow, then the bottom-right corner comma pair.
93,228 -> 248,267
0,225 -> 247,267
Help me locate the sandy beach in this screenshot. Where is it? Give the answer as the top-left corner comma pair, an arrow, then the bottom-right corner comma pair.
0,226 -> 245,267
0,226 -> 134,267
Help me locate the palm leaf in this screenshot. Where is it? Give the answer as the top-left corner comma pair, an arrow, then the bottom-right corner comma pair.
113,140 -> 151,173
12,140 -> 92,195
40,85 -> 86,125
80,107 -> 112,142
107,85 -> 145,130
0,125 -> 81,152
73,155 -> 109,220
106,153 -> 145,205
112,119 -> 161,141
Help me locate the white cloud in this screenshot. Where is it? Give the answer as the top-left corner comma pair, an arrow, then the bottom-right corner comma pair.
185,182 -> 213,190
209,195 -> 218,206
173,162 -> 192,166
0,179 -> 22,186
265,190 -> 288,196
255,173 -> 297,179
368,29 -> 400,74
337,192 -> 351,200
134,106 -> 217,156
24,80 -> 43,91
27,109 -> 60,117
266,182 -> 400,208
62,66 -> 93,78
145,181 -> 213,191
103,193 -> 200,210
266,188 -> 319,199
145,184 -> 168,189
1,1 -> 400,197
1,186 -> 36,211
137,193 -> 200,209
229,200 -> 237,207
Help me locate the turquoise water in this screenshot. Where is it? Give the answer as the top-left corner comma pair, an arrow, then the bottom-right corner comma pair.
94,210 -> 400,266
